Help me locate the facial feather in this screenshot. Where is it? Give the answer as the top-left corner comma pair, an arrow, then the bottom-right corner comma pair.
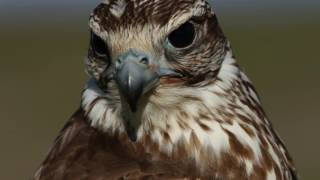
81,0 -> 297,179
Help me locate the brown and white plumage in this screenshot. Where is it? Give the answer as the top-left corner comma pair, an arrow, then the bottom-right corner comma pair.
33,0 -> 298,179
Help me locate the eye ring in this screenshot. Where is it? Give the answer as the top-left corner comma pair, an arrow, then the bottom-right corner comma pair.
167,21 -> 196,49
91,32 -> 108,57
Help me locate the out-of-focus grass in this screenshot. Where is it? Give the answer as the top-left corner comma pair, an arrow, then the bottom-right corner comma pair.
0,12 -> 319,180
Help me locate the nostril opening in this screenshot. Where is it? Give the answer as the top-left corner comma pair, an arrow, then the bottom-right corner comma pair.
117,59 -> 121,63
115,58 -> 123,69
139,57 -> 149,65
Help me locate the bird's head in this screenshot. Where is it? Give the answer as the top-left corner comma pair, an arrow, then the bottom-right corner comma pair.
84,0 -> 229,141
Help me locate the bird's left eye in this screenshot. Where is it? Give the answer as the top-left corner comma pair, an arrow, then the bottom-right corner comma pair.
167,21 -> 196,49
91,32 -> 108,57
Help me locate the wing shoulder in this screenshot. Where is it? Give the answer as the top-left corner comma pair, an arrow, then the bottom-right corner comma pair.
33,109 -> 96,180
32,109 -> 140,180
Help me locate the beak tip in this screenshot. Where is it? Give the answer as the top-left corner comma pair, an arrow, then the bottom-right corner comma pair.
126,126 -> 138,142
128,100 -> 138,113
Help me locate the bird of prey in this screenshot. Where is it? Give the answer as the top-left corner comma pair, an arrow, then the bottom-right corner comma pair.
33,0 -> 298,179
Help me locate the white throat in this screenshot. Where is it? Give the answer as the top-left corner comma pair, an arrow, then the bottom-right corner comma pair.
82,50 -> 239,133
81,50 -> 265,166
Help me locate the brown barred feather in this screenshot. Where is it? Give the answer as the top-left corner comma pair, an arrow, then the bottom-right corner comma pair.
33,0 -> 298,179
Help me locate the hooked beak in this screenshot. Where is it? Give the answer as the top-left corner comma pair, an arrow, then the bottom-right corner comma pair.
114,50 -> 180,112
113,49 -> 181,141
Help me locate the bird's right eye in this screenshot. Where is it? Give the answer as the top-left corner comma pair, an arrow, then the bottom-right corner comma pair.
167,21 -> 196,49
91,32 -> 108,57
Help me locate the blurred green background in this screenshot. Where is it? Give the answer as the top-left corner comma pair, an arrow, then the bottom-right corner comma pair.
0,0 -> 319,179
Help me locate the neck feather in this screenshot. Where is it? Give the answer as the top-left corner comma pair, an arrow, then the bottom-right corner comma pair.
81,50 -> 293,179
81,50 -> 265,167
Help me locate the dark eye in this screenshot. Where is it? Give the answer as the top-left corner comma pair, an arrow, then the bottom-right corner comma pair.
168,21 -> 196,49
91,32 -> 108,57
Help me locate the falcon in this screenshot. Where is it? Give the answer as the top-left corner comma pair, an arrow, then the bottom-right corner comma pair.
33,0 -> 298,179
